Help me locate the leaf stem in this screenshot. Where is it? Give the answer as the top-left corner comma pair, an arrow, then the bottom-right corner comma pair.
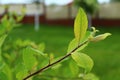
23,40 -> 88,80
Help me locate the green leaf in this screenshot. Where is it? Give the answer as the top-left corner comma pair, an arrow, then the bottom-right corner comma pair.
2,64 -> 13,80
69,60 -> 79,77
23,47 -> 37,70
1,15 -> 9,27
14,63 -> 24,74
0,25 -> 6,35
71,52 -> 94,73
51,63 -> 62,70
30,47 -> 47,57
0,34 -> 7,48
14,7 -> 25,22
9,15 -> 15,27
38,43 -> 45,52
86,0 -> 96,5
16,15 -> 24,22
74,8 -> 88,44
33,49 -> 48,69
67,39 -> 77,53
0,72 -> 8,80
67,31 -> 91,53
15,62 -> 27,80
82,31 -> 91,42
16,69 -> 28,80
84,73 -> 99,80
0,34 -> 7,61
0,61 -> 5,70
67,39 -> 88,53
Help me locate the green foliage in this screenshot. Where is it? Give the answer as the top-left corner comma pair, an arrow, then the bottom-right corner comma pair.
0,72 -> 8,80
0,35 -> 7,48
16,69 -> 28,80
0,7 -> 111,80
67,38 -> 88,53
72,52 -> 94,73
74,0 -> 98,14
69,60 -> 79,76
83,73 -> 99,80
23,47 -> 38,71
110,0 -> 120,2
74,8 -> 88,44
68,7 -> 110,80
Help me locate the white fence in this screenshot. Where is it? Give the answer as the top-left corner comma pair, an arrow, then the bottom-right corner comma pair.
99,2 -> 120,19
46,5 -> 78,20
0,3 -> 120,19
0,5 -> 4,14
0,4 -> 44,15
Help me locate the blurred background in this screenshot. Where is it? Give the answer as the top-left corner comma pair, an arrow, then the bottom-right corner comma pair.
0,0 -> 120,80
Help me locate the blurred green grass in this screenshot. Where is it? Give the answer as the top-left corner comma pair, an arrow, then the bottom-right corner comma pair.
7,24 -> 120,80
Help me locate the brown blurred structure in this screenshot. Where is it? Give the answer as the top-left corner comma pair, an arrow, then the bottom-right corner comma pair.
0,2 -> 120,27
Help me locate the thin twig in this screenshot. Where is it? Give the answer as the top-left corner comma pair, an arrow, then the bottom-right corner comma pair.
23,40 -> 88,80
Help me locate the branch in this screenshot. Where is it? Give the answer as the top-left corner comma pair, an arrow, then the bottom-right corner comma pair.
23,40 -> 88,80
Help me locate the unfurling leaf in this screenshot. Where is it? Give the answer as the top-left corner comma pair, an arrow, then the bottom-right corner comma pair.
91,27 -> 99,36
71,52 -> 94,73
74,8 -> 88,44
89,33 -> 111,42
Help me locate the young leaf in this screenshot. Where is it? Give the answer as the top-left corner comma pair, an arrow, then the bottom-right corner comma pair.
71,52 -> 94,73
29,47 -> 47,57
89,33 -> 111,42
38,43 -> 45,52
23,47 -> 37,70
74,8 -> 88,44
